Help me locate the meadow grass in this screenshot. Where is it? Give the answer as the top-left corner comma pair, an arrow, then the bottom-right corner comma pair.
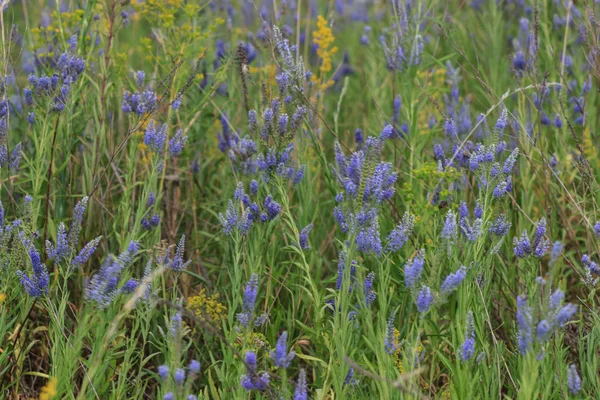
0,0 -> 599,399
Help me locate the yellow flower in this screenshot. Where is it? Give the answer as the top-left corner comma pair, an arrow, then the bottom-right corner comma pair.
311,16 -> 338,91
313,16 -> 338,73
188,289 -> 227,328
0,293 -> 5,303
39,377 -> 57,400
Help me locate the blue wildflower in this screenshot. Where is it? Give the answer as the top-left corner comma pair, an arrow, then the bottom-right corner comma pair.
174,368 -> 186,385
384,315 -> 397,354
416,286 -> 434,314
386,212 -> 415,252
459,311 -> 475,362
121,279 -> 138,294
404,250 -> 425,289
364,272 -> 376,306
237,274 -> 259,327
441,210 -> 458,241
68,196 -> 88,248
516,295 -> 533,354
240,351 -> 270,391
189,359 -> 201,374
17,246 -> 50,297
158,365 -> 169,380
299,224 -> 313,250
489,214 -> 511,237
440,266 -> 467,296
71,236 -> 102,268
294,369 -> 308,400
219,200 -> 238,235
168,129 -> 188,158
567,364 -> 581,394
271,331 -> 295,368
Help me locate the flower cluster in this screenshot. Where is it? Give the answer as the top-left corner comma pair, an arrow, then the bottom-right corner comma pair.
157,235 -> 190,272
333,137 -> 405,255
459,311 -> 476,362
17,245 -> 49,298
86,242 -> 143,308
240,351 -> 270,391
141,192 -> 160,230
218,181 -> 282,236
0,114 -> 22,172
144,120 -> 188,162
312,16 -> 338,90
157,358 -> 202,399
581,254 -> 600,285
513,217 -> 551,259
236,273 -> 268,328
270,331 -> 295,368
511,17 -> 537,74
516,287 -> 577,355
45,197 -> 101,268
403,250 -> 467,314
458,201 -> 484,241
24,35 -> 85,112
378,2 -> 424,72
122,70 -> 158,115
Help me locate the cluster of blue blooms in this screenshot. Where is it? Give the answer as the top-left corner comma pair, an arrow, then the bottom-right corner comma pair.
218,107 -> 307,185
513,217 -> 551,259
236,273 -> 268,328
515,286 -> 577,355
402,249 -> 468,315
141,192 -> 160,230
0,114 -> 22,172
218,181 -> 282,236
235,274 -> 306,397
24,35 -> 85,114
158,358 -> 202,400
378,1 -> 425,72
86,241 -> 143,308
122,70 -> 158,115
144,120 -> 188,161
13,196 -> 101,297
332,135 -> 415,255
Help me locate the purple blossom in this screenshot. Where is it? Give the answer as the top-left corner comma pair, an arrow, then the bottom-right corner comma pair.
459,311 -> 475,362
158,365 -> 169,379
384,315 -> 397,354
299,224 -> 313,250
174,368 -> 186,384
404,250 -> 425,289
386,212 -> 415,252
440,266 -> 467,296
294,369 -> 308,400
240,351 -> 270,391
17,246 -> 50,297
567,364 -> 581,394
271,331 -> 295,368
416,286 -> 434,313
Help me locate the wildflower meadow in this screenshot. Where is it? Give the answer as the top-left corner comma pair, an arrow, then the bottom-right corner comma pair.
0,0 -> 599,398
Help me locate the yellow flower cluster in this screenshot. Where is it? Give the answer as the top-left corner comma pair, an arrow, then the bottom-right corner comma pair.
134,0 -> 199,29
235,332 -> 268,352
39,377 -> 57,400
134,1 -> 220,62
582,126 -> 599,168
187,288 -> 227,327
392,329 -> 428,388
313,16 -> 338,73
30,10 -> 86,55
312,16 -> 338,91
